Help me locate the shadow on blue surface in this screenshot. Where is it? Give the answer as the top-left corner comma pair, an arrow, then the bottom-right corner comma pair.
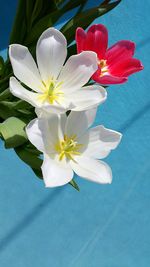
69,167 -> 147,266
119,102 -> 150,133
0,188 -> 64,253
136,36 -> 150,50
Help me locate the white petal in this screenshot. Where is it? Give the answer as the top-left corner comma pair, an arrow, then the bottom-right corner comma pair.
36,28 -> 67,82
26,119 -> 46,153
83,126 -> 122,159
26,117 -> 53,154
9,44 -> 43,92
36,111 -> 67,136
41,98 -> 70,114
68,85 -> 107,111
58,51 -> 98,93
71,156 -> 112,184
65,108 -> 97,138
35,106 -> 64,118
9,77 -> 41,108
41,113 -> 66,145
42,154 -> 73,187
27,114 -> 67,155
35,108 -> 43,117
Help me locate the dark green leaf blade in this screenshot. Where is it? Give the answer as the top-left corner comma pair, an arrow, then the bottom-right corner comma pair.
69,179 -> 80,191
9,0 -> 27,44
15,144 -> 42,174
61,0 -> 122,45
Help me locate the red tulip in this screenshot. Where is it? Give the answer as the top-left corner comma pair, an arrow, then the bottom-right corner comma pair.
76,24 -> 143,85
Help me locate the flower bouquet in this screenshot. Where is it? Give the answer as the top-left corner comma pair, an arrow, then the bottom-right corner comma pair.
0,0 -> 143,190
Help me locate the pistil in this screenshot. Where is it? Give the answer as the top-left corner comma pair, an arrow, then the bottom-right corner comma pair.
55,134 -> 83,161
38,79 -> 64,104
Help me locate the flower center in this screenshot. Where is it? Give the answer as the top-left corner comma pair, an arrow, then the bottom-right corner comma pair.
38,79 -> 64,104
98,59 -> 108,77
55,134 -> 83,161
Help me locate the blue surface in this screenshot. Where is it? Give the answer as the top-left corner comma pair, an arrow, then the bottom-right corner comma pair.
0,0 -> 17,50
0,1 -> 150,266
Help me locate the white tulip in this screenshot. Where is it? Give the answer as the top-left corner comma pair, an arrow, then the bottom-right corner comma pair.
9,27 -> 107,114
26,109 -> 122,187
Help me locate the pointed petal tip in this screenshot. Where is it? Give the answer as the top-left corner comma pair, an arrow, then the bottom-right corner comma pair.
92,71 -> 128,85
139,62 -> 144,70
120,40 -> 136,50
80,50 -> 97,58
76,27 -> 84,33
99,85 -> 107,99
87,23 -> 108,33
79,50 -> 98,70
9,76 -> 17,93
9,43 -> 28,55
38,27 -> 67,46
108,40 -> 136,54
118,132 -> 123,141
108,178 -> 112,184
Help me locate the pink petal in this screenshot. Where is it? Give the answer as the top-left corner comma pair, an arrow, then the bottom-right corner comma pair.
105,40 -> 135,66
86,24 -> 108,59
110,58 -> 144,77
76,27 -> 87,53
92,70 -> 127,85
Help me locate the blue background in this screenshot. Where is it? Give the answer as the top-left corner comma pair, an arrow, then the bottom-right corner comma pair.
0,1 -> 150,266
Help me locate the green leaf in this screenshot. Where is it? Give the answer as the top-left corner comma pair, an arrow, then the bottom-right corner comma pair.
67,44 -> 76,58
15,143 -> 43,176
0,73 -> 12,88
75,0 -> 88,16
0,98 -> 35,120
61,0 -> 122,45
25,9 -> 62,45
30,0 -> 43,28
69,179 -> 80,191
0,117 -> 28,148
32,0 -> 43,18
62,0 -> 88,12
0,56 -> 4,76
25,0 -> 87,45
9,0 -> 27,44
0,101 -> 18,119
26,0 -> 36,25
0,88 -> 11,101
13,99 -> 33,111
32,167 -> 43,179
53,0 -> 65,8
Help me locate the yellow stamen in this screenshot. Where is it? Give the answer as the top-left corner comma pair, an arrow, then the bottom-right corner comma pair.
98,59 -> 108,77
38,79 -> 64,104
55,134 -> 83,161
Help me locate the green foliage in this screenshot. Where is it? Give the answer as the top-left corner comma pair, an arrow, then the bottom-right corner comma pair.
0,0 -> 122,190
0,56 -> 4,76
15,143 -> 43,177
69,179 -> 80,191
61,0 -> 121,45
0,117 -> 28,148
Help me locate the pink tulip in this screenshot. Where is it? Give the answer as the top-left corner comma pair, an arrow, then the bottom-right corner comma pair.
76,24 -> 143,85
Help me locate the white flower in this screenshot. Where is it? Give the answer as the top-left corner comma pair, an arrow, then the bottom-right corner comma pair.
9,27 -> 107,114
26,109 -> 122,187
